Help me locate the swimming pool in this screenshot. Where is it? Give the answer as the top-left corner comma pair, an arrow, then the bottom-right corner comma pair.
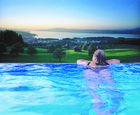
0,63 -> 140,115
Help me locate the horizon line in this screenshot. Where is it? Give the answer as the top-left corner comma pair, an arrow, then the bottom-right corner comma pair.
0,27 -> 140,31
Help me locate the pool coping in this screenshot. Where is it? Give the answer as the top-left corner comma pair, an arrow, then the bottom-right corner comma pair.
0,63 -> 78,64
0,62 -> 140,64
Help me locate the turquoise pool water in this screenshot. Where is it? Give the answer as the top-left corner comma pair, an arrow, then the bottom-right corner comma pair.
0,63 -> 140,115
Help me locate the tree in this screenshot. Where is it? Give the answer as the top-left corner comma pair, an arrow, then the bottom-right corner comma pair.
18,35 -> 24,45
47,44 -> 55,53
23,42 -> 29,47
53,48 -> 66,62
55,43 -> 62,49
79,44 -> 83,49
82,43 -> 87,50
10,42 -> 24,56
0,42 -> 7,55
1,30 -> 24,46
27,45 -> 37,56
88,44 -> 97,59
0,31 -> 3,42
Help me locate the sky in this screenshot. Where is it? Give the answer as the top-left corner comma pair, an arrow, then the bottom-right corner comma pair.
0,0 -> 140,30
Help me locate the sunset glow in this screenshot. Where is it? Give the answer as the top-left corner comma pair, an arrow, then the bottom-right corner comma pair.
0,0 -> 140,30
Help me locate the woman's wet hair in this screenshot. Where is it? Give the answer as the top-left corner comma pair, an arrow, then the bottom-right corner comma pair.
93,50 -> 106,65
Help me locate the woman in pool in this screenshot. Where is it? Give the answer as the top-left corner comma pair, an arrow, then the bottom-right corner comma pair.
81,50 -> 122,114
77,49 -> 120,67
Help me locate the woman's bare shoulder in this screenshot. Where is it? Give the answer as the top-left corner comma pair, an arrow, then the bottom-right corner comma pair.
106,59 -> 120,65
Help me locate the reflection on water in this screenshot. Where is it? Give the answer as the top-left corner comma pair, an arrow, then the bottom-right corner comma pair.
83,68 -> 125,115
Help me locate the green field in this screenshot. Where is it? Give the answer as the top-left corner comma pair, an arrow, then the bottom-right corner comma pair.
0,47 -> 140,63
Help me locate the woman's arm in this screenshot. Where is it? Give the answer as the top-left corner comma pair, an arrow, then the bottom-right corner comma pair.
106,59 -> 120,65
77,59 -> 91,65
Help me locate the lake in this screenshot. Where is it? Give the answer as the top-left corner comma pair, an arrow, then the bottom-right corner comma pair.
30,30 -> 140,39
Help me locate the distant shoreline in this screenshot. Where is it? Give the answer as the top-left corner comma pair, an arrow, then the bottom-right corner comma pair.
1,28 -> 140,39
30,30 -> 140,40
35,28 -> 140,34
